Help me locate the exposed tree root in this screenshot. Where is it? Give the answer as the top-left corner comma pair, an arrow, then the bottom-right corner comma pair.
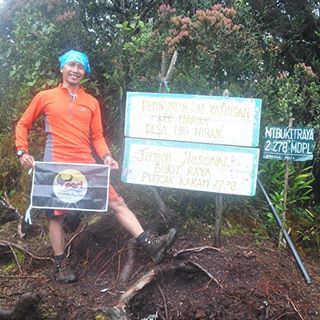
187,260 -> 222,288
173,245 -> 222,258
0,240 -> 54,262
118,238 -> 137,285
287,296 -> 305,320
157,283 -> 168,320
7,243 -> 22,274
65,223 -> 87,258
0,292 -> 41,320
95,259 -> 219,320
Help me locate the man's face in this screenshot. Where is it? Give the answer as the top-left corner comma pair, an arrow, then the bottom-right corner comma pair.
61,61 -> 85,87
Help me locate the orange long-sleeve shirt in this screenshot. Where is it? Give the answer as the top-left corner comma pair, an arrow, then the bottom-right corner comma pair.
15,85 -> 111,163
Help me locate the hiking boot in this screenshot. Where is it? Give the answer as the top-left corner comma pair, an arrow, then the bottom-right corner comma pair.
55,259 -> 77,283
138,228 -> 177,263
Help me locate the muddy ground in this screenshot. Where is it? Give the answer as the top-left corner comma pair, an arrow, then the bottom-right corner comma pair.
0,211 -> 320,320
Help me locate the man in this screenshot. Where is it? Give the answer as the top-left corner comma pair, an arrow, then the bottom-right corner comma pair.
15,50 -> 176,283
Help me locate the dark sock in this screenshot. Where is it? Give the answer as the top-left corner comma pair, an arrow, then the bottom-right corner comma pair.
54,254 -> 65,264
136,231 -> 148,244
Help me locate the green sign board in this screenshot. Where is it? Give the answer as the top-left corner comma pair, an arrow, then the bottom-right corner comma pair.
262,127 -> 314,161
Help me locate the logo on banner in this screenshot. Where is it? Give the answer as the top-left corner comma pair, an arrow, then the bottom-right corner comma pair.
53,169 -> 88,203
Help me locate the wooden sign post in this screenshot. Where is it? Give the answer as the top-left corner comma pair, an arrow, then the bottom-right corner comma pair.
122,91 -> 262,246
123,92 -> 261,193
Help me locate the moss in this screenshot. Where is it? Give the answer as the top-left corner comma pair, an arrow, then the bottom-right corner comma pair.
88,214 -> 103,226
94,313 -> 108,320
11,190 -> 30,213
0,221 -> 14,233
2,261 -> 16,273
38,306 -> 59,320
1,248 -> 25,273
252,227 -> 270,243
221,223 -> 250,236
39,232 -> 50,241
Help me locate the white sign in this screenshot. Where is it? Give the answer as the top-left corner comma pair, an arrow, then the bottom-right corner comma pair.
122,138 -> 260,196
125,92 -> 262,147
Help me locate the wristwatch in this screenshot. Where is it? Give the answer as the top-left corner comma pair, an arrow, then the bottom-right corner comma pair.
16,150 -> 26,158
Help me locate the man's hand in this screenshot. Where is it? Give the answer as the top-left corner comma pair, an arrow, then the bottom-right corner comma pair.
103,155 -> 119,169
19,153 -> 35,169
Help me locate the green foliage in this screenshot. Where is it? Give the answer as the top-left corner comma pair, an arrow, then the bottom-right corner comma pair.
0,3 -> 60,133
258,160 -> 317,247
258,63 -> 320,128
0,133 -> 22,194
114,17 -> 162,93
166,5 -> 264,94
116,3 -> 265,97
259,161 -> 314,213
292,206 -> 320,251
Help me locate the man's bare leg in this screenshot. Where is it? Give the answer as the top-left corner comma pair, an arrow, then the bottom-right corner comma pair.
109,197 -> 143,237
109,197 -> 176,263
48,215 -> 65,256
48,214 -> 77,283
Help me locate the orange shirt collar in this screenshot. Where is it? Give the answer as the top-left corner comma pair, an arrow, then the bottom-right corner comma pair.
58,83 -> 84,94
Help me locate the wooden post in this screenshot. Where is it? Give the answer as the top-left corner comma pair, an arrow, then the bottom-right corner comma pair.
214,89 -> 230,247
146,50 -> 178,228
215,195 -> 223,247
159,50 -> 177,93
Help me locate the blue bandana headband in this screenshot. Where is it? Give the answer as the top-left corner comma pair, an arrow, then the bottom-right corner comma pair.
59,50 -> 91,74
